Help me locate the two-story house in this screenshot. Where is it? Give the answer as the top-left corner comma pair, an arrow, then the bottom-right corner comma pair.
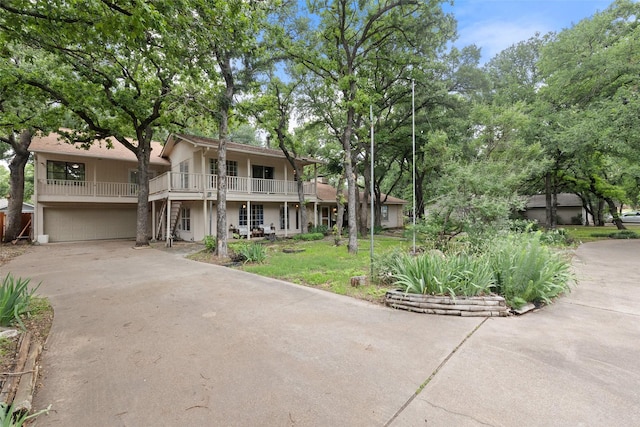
30,132 -> 405,243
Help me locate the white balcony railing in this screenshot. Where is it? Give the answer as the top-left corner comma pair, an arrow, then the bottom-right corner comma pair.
149,172 -> 315,197
38,179 -> 138,197
38,174 -> 316,199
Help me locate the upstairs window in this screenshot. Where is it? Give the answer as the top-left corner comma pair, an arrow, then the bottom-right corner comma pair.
252,165 -> 274,180
47,161 -> 85,182
210,159 -> 238,176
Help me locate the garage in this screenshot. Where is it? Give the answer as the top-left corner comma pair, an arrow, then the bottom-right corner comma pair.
43,205 -> 137,242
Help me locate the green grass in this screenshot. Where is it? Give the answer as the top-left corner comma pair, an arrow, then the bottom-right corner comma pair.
238,236 -> 408,301
562,224 -> 640,243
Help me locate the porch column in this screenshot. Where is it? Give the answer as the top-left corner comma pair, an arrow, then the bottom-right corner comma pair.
247,200 -> 251,240
152,200 -> 156,241
203,198 -> 207,240
284,201 -> 288,238
314,202 -> 318,228
166,199 -> 171,246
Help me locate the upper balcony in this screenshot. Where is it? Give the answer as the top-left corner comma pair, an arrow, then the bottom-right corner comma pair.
149,172 -> 316,201
37,179 -> 138,203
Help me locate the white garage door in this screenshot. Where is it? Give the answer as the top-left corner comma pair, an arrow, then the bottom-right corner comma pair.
44,207 -> 137,242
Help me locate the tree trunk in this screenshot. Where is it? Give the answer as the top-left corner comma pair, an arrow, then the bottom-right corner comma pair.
215,54 -> 234,258
606,197 -> 626,230
545,172 -> 553,228
343,106 -> 358,254
4,129 -> 32,242
335,175 -> 345,240
134,127 -> 153,247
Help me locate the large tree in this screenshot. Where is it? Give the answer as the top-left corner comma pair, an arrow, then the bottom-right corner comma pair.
284,0 -> 454,253
0,0 -> 198,246
0,44 -> 61,242
187,0 -> 270,257
538,0 -> 640,228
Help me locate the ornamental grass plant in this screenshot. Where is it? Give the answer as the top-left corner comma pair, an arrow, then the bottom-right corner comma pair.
489,232 -> 573,309
0,274 -> 39,329
389,251 -> 495,297
388,231 -> 574,309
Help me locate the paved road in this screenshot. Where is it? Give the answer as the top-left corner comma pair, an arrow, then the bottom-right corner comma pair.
3,239 -> 639,426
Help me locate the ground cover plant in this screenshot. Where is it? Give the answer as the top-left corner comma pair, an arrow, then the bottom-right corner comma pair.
0,274 -> 40,329
235,236 -> 406,301
563,225 -> 640,243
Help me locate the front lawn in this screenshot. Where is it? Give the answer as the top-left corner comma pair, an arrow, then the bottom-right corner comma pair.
236,236 -> 407,302
562,224 -> 640,243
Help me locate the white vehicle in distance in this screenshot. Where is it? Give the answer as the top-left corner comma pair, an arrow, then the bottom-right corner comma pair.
619,211 -> 640,223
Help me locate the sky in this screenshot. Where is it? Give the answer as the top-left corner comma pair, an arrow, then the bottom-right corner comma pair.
447,0 -> 614,62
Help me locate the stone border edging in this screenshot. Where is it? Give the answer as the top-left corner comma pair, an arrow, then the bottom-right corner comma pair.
385,290 -> 509,317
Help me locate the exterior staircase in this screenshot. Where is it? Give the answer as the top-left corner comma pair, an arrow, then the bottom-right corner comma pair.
156,200 -> 182,241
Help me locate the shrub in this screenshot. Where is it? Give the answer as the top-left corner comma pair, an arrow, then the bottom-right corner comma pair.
539,228 -> 572,246
372,248 -> 405,285
0,274 -> 40,328
203,235 -> 216,252
237,243 -> 267,264
308,225 -> 329,235
589,230 -> 639,239
390,252 -> 495,297
489,232 -> 573,309
292,232 -> 325,241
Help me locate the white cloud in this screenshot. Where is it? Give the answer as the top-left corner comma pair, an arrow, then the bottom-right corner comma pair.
457,19 -> 552,62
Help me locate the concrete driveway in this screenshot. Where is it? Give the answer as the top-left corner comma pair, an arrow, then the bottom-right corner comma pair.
3,239 -> 640,426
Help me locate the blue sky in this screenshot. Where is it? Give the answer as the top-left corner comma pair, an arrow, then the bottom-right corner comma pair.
447,0 -> 614,62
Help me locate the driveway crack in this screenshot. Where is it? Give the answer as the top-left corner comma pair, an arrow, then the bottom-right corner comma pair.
383,317 -> 489,427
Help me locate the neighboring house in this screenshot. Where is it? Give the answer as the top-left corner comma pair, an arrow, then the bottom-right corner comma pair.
0,199 -> 34,242
523,193 -> 585,226
314,180 -> 406,229
30,132 -> 407,243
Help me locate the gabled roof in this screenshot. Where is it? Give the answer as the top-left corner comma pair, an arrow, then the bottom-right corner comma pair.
316,182 -> 406,205
29,132 -> 169,166
0,199 -> 34,213
163,133 -> 322,165
526,193 -> 582,208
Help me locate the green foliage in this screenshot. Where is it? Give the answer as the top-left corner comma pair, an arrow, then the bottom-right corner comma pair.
0,274 -> 39,328
203,235 -> 217,252
591,230 -> 639,239
292,233 -> 324,241
308,225 -> 329,235
489,232 -> 573,309
0,166 -> 8,198
390,251 -> 495,297
0,402 -> 51,427
237,243 -> 267,264
538,228 -> 571,246
372,248 -> 405,285
388,231 -> 573,309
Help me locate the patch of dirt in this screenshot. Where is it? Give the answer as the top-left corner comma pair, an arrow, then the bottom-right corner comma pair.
0,242 -> 53,410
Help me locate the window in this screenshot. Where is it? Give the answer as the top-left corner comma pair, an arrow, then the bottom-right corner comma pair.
252,165 -> 274,180
280,205 -> 299,230
210,159 -> 238,176
240,204 -> 264,229
47,161 -> 85,182
180,207 -> 191,231
179,160 -> 189,188
381,205 -> 389,221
